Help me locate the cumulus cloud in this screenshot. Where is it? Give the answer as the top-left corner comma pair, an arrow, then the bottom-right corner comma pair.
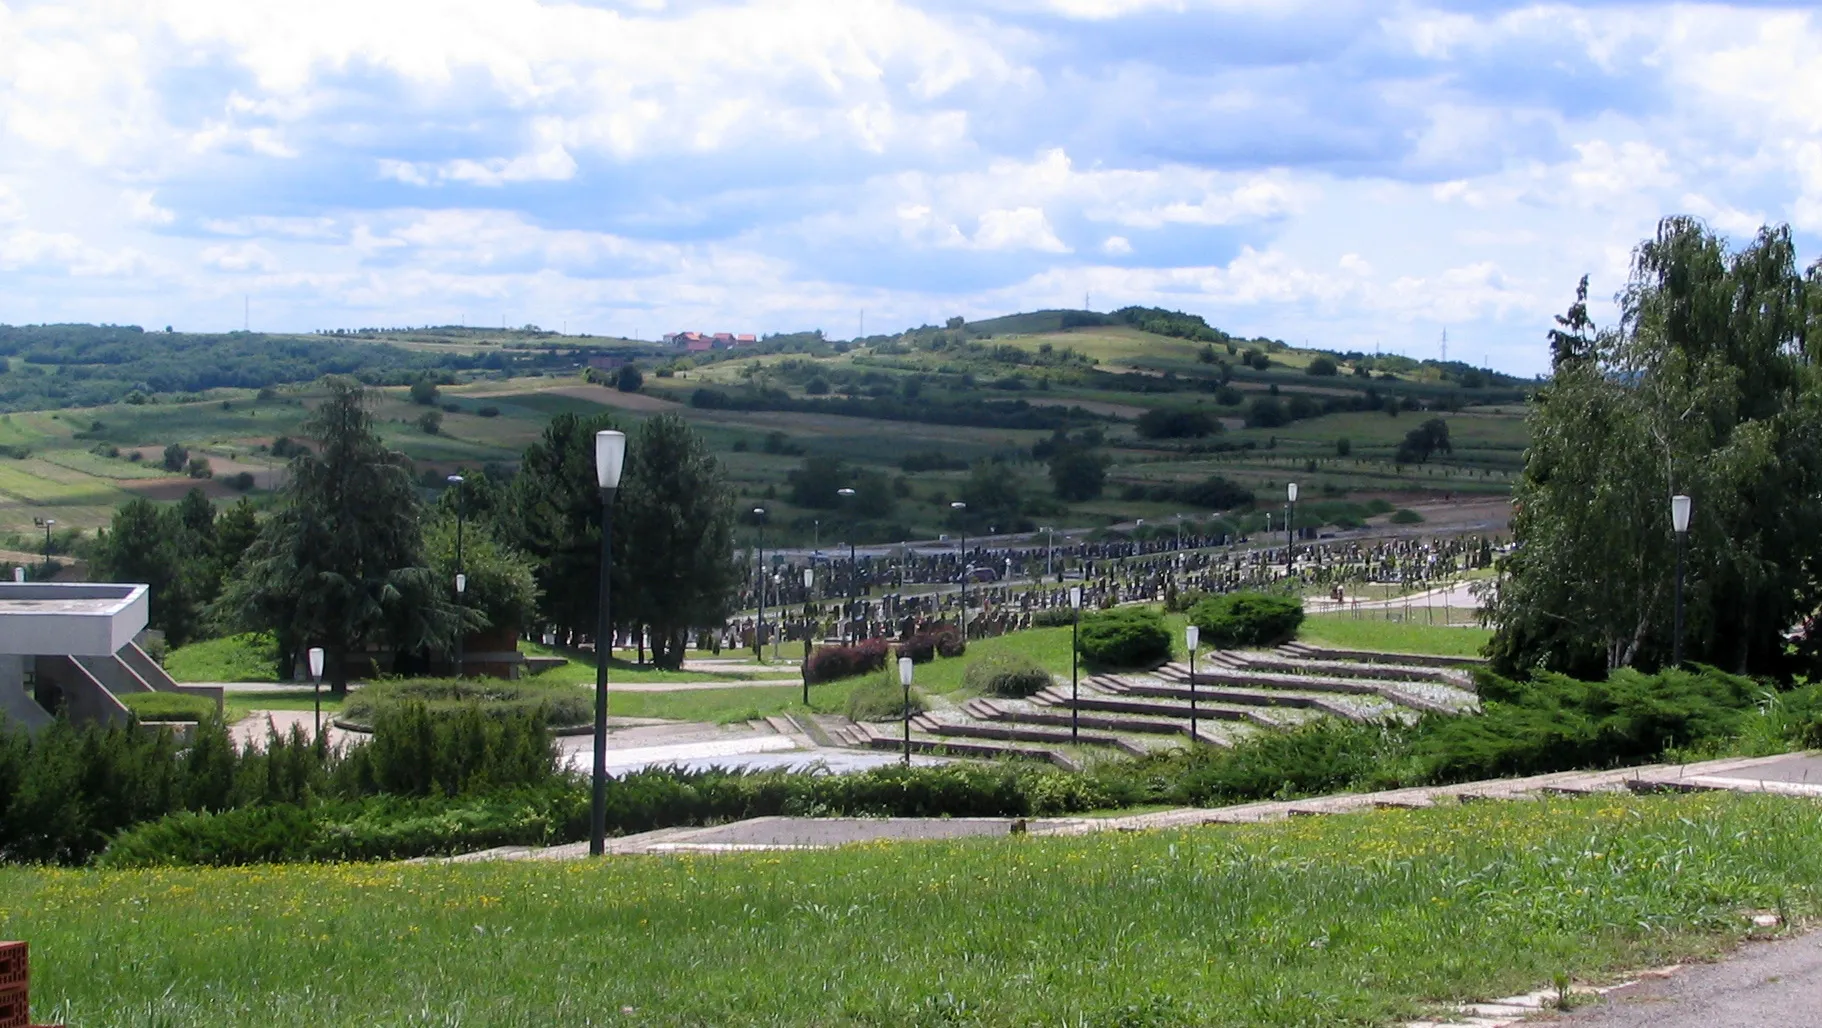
0,0 -> 1808,370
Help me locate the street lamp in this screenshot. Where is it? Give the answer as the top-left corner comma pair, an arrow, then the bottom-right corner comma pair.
35,517 -> 54,574
1286,482 -> 1298,570
589,429 -> 627,858
308,646 -> 325,739
802,565 -> 815,703
772,572 -> 783,661
898,656 -> 915,765
752,507 -> 768,662
1672,493 -> 1691,667
838,487 -> 858,644
951,501 -> 968,639
448,474 -> 466,679
1186,624 -> 1200,743
1069,585 -> 1082,741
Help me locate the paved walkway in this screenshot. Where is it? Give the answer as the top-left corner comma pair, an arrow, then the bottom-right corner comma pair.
1549,930 -> 1820,1027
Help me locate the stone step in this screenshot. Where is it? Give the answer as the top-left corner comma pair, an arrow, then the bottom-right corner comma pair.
967,698 -> 1224,745
914,708 -> 1149,756
1221,650 -> 1468,685
1272,643 -> 1487,669
1159,663 -> 1469,715
1040,691 -> 1295,729
849,720 -> 1081,770
745,719 -> 777,735
1087,677 -> 1376,722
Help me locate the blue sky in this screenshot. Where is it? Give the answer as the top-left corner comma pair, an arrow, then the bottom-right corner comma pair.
2,0 -> 1819,374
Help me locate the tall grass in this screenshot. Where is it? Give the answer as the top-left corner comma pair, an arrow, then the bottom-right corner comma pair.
11,794 -> 1820,1027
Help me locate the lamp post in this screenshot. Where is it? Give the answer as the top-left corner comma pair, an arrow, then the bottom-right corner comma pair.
589,429 -> 627,858
1186,624 -> 1200,743
448,474 -> 466,678
1672,493 -> 1691,667
951,501 -> 968,639
772,572 -> 783,661
1285,482 -> 1298,570
752,507 -> 768,662
308,646 -> 325,740
36,517 -> 54,574
898,656 -> 914,765
802,566 -> 814,703
1069,585 -> 1082,741
837,487 -> 858,643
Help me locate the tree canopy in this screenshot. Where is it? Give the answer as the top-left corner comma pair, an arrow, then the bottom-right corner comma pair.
219,377 -> 459,691
1488,218 -> 1822,679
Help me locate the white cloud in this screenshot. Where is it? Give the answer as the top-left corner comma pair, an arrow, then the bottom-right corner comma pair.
200,242 -> 277,272
1101,235 -> 1132,255
123,189 -> 174,226
972,207 -> 1068,252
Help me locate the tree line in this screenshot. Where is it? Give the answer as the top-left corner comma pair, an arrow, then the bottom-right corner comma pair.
93,377 -> 740,684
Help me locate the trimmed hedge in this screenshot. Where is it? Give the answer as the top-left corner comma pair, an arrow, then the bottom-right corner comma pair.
963,653 -> 1053,698
100,763 -> 1121,866
896,627 -> 965,664
803,639 -> 888,685
1188,592 -> 1304,649
341,677 -> 590,728
1031,608 -> 1076,628
119,692 -> 217,723
1076,607 -> 1171,668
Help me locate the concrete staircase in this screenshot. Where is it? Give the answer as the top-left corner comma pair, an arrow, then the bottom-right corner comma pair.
817,645 -> 1488,767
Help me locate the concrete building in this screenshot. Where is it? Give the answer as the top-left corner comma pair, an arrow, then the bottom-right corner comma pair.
0,582 -> 220,731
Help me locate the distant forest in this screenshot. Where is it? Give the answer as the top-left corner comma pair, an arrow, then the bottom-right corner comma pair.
0,325 -> 646,411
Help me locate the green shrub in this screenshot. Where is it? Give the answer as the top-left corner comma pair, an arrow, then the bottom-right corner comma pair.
99,787 -> 580,868
896,627 -> 964,664
1389,508 -> 1424,524
1031,608 -> 1076,628
1411,666 -> 1760,781
341,677 -> 589,728
803,639 -> 888,685
962,653 -> 1053,698
119,691 -> 216,722
334,703 -> 560,798
0,717 -> 330,865
1189,592 -> 1304,649
1077,607 -> 1171,668
1165,588 -> 1209,614
846,674 -> 925,721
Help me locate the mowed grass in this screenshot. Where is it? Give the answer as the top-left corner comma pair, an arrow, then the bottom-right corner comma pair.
1299,613 -> 1492,658
10,794 -> 1819,1027
164,633 -> 281,682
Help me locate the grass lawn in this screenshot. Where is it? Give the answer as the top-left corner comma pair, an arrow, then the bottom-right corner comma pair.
163,633 -> 280,683
1298,613 -> 1492,658
224,689 -> 343,721
520,641 -> 764,685
8,793 -> 1815,1027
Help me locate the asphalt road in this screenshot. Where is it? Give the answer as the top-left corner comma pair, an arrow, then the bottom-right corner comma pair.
1557,930 -> 1822,1027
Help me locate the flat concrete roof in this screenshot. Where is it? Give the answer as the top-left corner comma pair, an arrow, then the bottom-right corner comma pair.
0,582 -> 149,656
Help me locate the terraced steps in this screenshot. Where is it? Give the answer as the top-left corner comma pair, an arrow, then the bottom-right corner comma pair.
912,708 -> 1150,756
847,719 -> 1082,769
1157,662 -> 1474,714
1033,685 -> 1301,731
1276,641 -> 1488,669
963,696 -> 1208,740
1220,650 -> 1471,686
1084,678 -> 1382,722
